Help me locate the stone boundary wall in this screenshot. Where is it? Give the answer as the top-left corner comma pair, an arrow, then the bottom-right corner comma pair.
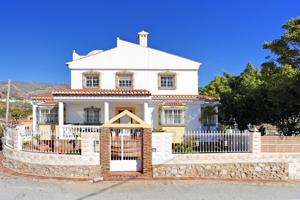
154,153 -> 300,180
261,136 -> 300,152
153,163 -> 288,180
3,145 -> 99,166
4,157 -> 101,179
3,146 -> 101,178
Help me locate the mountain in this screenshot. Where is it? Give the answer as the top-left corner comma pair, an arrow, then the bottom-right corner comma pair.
0,81 -> 70,100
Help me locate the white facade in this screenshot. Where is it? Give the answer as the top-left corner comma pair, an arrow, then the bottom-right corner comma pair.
68,38 -> 199,95
32,30 -> 218,134
70,69 -> 198,95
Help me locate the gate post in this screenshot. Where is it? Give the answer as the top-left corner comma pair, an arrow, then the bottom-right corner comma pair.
100,127 -> 110,178
142,128 -> 153,178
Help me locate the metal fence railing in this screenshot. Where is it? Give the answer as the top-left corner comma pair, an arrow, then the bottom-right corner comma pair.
21,130 -> 81,154
172,130 -> 250,154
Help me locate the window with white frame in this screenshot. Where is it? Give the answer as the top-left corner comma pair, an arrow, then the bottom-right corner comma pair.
38,107 -> 58,124
84,107 -> 100,124
160,107 -> 185,126
83,74 -> 100,88
116,72 -> 133,89
158,72 -> 176,90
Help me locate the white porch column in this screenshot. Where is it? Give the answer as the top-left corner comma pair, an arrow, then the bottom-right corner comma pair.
58,102 -> 64,138
143,101 -> 151,125
32,104 -> 37,133
104,101 -> 109,123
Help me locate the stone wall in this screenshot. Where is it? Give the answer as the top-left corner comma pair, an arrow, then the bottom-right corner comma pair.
4,157 -> 100,179
261,136 -> 300,152
153,162 -> 288,180
3,145 -> 99,166
3,145 -> 101,179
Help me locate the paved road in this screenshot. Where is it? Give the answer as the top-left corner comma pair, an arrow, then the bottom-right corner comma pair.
0,172 -> 300,200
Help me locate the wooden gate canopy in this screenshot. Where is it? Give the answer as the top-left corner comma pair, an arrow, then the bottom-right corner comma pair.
101,110 -> 151,129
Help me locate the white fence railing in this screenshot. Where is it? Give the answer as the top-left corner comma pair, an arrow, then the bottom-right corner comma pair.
5,127 -> 15,148
173,130 -> 250,154
4,125 -> 101,155
62,125 -> 100,139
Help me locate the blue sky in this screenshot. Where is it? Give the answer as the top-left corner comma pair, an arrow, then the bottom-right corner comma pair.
0,0 -> 299,86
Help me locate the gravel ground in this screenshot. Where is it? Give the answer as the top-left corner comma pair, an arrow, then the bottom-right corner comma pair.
0,172 -> 300,200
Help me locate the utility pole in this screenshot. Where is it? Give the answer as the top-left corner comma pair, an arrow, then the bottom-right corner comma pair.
5,80 -> 11,128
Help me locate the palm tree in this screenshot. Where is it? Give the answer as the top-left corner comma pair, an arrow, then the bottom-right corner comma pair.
200,105 -> 218,131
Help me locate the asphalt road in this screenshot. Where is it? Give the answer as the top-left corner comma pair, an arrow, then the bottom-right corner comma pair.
0,172 -> 300,200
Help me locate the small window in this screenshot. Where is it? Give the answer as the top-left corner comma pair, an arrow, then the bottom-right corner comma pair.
116,72 -> 133,89
160,107 -> 184,126
38,107 -> 58,124
158,72 -> 176,90
84,107 -> 100,124
83,73 -> 100,88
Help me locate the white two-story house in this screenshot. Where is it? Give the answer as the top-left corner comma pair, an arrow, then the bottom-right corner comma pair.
31,31 -> 218,141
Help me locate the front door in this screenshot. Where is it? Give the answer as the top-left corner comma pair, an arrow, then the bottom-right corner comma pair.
110,128 -> 142,171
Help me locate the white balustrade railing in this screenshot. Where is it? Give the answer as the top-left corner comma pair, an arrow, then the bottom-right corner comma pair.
173,130 -> 250,154
62,125 -> 100,139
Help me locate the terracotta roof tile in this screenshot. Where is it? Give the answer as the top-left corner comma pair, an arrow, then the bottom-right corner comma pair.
160,101 -> 185,106
31,93 -> 54,100
152,94 -> 218,101
52,88 -> 151,96
37,102 -> 58,106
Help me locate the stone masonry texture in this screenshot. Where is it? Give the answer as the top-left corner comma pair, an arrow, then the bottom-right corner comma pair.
4,157 -> 101,179
153,163 -> 289,180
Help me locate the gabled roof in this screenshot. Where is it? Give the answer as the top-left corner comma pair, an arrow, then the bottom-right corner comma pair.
67,38 -> 201,70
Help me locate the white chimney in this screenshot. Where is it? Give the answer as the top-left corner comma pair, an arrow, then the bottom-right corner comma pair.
137,30 -> 149,47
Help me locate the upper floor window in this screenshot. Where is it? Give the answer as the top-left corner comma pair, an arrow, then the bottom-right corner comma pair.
158,72 -> 176,90
38,107 -> 58,124
116,72 -> 133,89
83,72 -> 100,88
84,106 -> 100,124
160,107 -> 185,126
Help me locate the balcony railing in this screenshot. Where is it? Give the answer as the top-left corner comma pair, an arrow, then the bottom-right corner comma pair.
62,125 -> 100,139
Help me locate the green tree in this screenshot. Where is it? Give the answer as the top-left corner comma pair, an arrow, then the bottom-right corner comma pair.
219,63 -> 263,129
200,105 -> 218,131
199,73 -> 232,97
263,17 -> 300,69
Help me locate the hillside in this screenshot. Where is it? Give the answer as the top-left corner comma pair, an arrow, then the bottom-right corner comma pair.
0,81 -> 69,100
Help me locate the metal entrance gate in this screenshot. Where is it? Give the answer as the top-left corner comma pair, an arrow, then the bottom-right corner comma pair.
110,128 -> 142,171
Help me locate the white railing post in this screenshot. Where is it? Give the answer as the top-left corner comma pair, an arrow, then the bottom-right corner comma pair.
32,104 -> 38,133
143,101 -> 151,125
250,128 -> 261,153
17,130 -> 22,151
104,101 -> 109,123
58,102 -> 64,138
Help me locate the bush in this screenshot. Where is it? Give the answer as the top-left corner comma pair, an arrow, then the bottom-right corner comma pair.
152,127 -> 165,132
